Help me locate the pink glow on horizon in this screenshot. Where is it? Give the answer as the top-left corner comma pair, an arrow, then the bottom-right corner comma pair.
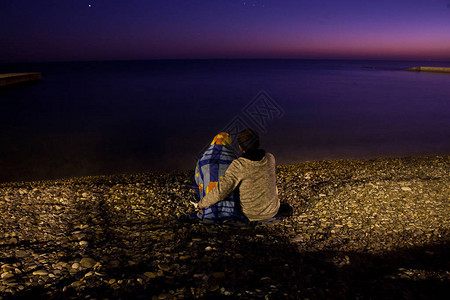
1,1 -> 450,62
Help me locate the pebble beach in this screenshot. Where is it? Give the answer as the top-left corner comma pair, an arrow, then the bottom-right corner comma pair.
1,155 -> 449,299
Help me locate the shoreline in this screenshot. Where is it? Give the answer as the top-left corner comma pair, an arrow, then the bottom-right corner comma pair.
1,154 -> 448,186
1,155 -> 449,298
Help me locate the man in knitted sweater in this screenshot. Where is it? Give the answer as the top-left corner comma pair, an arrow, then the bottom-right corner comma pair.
197,129 -> 291,221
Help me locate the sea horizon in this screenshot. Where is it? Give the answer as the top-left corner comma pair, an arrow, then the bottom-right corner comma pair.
2,57 -> 450,65
1,59 -> 449,182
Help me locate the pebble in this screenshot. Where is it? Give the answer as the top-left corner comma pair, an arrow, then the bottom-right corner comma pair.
15,250 -> 27,257
261,277 -> 272,284
208,285 -> 219,291
1,273 -> 14,280
80,258 -> 96,268
32,270 -> 48,276
72,263 -> 80,269
158,264 -> 170,271
144,272 -> 157,279
71,281 -> 83,288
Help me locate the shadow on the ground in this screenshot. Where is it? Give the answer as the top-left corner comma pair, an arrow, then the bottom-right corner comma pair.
8,222 -> 448,299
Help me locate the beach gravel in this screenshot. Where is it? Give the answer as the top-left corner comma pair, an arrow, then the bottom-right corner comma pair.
0,155 -> 448,299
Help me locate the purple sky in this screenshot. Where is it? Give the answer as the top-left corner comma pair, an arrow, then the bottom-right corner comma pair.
1,0 -> 450,62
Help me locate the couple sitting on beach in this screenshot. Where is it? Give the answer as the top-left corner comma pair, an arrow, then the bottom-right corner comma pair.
191,128 -> 292,223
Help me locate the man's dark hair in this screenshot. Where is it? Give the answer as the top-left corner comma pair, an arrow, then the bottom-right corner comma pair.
237,128 -> 260,152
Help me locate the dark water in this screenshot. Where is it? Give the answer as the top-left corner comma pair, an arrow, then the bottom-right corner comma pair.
1,59 -> 449,183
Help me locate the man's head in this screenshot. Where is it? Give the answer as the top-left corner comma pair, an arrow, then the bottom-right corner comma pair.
237,128 -> 260,152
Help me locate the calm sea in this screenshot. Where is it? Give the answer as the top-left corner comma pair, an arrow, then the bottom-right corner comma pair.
1,59 -> 449,183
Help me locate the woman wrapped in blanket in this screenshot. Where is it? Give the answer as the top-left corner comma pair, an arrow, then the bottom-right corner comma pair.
193,129 -> 292,222
193,132 -> 247,222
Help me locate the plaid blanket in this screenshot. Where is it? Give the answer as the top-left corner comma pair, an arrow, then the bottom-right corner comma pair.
194,133 -> 247,221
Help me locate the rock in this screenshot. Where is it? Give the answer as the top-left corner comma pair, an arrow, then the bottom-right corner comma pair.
80,258 -> 96,268
208,285 -> 219,291
260,277 -> 271,284
158,264 -> 170,271
291,236 -> 303,243
144,272 -> 157,279
72,263 -> 80,269
71,281 -> 83,288
1,272 -> 14,280
15,250 -> 27,257
84,272 -> 93,278
32,270 -> 48,276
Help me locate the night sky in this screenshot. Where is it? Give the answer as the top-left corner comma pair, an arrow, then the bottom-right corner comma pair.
1,0 -> 450,62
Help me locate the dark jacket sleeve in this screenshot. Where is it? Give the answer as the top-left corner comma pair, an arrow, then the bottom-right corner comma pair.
197,160 -> 241,209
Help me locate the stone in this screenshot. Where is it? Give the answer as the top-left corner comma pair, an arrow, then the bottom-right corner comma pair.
32,270 -> 48,276
208,285 -> 219,291
291,236 -> 303,243
260,277 -> 271,284
71,281 -> 83,288
80,258 -> 96,268
84,272 -> 93,277
15,250 -> 27,257
158,264 -> 170,271
72,263 -> 80,269
144,272 -> 157,279
1,272 -> 14,280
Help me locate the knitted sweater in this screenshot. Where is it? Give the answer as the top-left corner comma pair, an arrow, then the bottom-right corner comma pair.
198,152 -> 280,221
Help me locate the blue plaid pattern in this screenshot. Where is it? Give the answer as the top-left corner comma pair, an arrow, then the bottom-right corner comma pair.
193,133 -> 247,222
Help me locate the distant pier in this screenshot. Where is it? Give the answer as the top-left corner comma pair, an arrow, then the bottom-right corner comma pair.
0,73 -> 42,87
405,67 -> 450,74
